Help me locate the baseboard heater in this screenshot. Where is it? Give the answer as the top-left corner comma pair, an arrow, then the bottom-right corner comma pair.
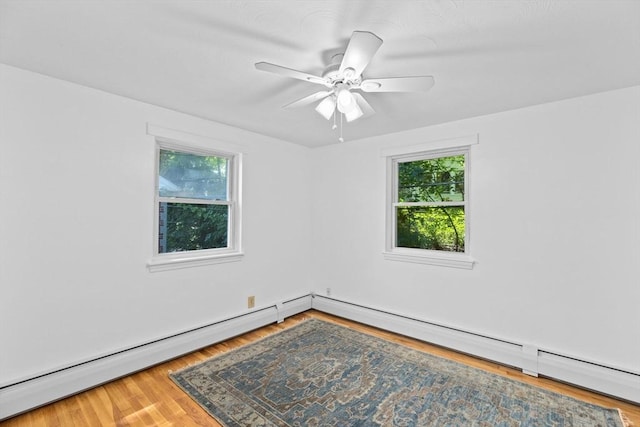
311,294 -> 640,404
2,293 -> 638,421
0,294 -> 313,421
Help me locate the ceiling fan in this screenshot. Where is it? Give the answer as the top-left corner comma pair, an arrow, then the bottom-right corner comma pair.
255,31 -> 435,140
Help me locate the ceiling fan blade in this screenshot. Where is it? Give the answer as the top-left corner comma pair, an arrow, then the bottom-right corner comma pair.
360,76 -> 435,93
255,62 -> 327,85
283,91 -> 332,109
339,31 -> 383,77
352,93 -> 375,117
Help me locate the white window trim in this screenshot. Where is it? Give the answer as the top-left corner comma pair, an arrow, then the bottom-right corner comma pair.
146,124 -> 243,272
382,134 -> 478,269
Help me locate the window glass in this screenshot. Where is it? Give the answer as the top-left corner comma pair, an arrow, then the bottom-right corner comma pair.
398,155 -> 464,203
159,150 -> 228,200
159,203 -> 228,253
396,206 -> 465,252
394,153 -> 467,253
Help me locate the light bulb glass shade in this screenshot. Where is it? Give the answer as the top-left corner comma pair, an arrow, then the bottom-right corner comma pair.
315,95 -> 336,120
344,100 -> 363,122
336,87 -> 355,113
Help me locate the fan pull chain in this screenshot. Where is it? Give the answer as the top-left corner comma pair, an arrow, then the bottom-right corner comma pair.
338,112 -> 344,142
332,109 -> 337,130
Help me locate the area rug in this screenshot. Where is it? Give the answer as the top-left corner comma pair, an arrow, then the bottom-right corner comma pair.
170,319 -> 626,426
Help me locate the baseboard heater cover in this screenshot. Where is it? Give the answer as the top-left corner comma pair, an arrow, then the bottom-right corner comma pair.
537,351 -> 640,404
311,295 -> 640,404
0,295 -> 313,421
2,293 -> 637,421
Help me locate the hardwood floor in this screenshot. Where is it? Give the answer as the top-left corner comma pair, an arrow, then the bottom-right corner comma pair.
2,310 -> 639,426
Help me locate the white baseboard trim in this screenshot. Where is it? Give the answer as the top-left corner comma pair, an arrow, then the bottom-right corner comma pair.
0,295 -> 313,421
311,295 -> 640,404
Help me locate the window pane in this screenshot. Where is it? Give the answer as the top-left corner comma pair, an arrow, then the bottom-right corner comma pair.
159,150 -> 228,200
396,206 -> 465,252
159,202 -> 228,253
398,155 -> 464,203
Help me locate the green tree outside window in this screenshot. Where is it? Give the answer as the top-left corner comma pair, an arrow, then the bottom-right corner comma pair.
396,154 -> 466,252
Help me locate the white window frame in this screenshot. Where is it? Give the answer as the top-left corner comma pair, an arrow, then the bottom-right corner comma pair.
146,124 -> 243,272
382,135 -> 478,269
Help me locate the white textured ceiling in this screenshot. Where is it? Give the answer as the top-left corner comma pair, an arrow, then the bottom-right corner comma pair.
1,0 -> 639,147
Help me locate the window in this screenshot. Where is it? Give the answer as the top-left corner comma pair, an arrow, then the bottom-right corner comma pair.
158,148 -> 231,253
396,153 -> 466,252
383,135 -> 477,269
147,125 -> 242,271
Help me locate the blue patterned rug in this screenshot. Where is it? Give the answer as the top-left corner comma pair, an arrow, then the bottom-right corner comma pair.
170,319 -> 625,426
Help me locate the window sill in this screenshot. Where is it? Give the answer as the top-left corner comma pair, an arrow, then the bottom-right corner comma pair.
383,250 -> 475,269
147,251 -> 244,272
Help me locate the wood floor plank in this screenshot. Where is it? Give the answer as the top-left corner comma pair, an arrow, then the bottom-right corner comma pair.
86,387 -> 115,425
1,310 -> 638,426
74,393 -> 102,427
59,398 -> 83,427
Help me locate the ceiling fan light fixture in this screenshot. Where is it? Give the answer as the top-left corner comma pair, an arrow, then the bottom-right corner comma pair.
344,100 -> 363,122
255,31 -> 436,138
315,95 -> 336,120
336,86 -> 355,113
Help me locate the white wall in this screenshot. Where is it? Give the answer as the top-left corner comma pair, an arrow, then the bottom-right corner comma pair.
0,64 -> 312,386
309,86 -> 640,374
1,61 -> 638,395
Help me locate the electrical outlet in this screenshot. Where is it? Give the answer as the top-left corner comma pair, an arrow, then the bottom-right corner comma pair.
248,295 -> 255,309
